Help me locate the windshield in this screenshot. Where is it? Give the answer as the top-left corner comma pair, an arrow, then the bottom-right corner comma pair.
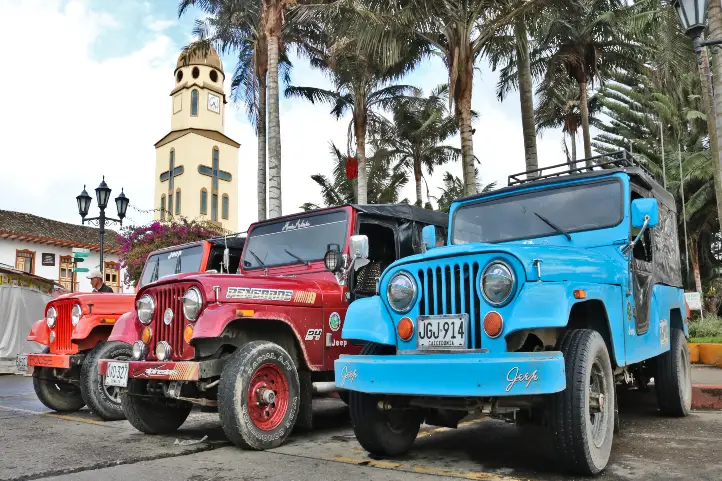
139,244 -> 205,286
452,179 -> 623,244
242,210 -> 348,270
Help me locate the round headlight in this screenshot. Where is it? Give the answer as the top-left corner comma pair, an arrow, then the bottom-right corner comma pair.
386,272 -> 417,313
136,294 -> 155,325
132,341 -> 146,360
46,307 -> 57,328
182,287 -> 202,321
155,341 -> 172,361
481,262 -> 515,306
71,304 -> 82,327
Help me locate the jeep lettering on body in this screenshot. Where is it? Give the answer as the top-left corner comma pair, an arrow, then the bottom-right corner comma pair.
97,204 -> 448,451
334,151 -> 692,476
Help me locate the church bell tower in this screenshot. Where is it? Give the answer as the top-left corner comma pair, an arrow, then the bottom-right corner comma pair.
153,46 -> 240,232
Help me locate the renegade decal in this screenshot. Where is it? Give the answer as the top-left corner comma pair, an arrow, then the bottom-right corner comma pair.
339,366 -> 357,386
305,329 -> 322,341
293,291 -> 317,304
329,312 -> 341,331
505,367 -> 539,392
660,319 -> 669,346
226,287 -> 293,302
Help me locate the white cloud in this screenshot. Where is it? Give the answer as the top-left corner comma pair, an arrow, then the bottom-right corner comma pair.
0,0 -> 572,237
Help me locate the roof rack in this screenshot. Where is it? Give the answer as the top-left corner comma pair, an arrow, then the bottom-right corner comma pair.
507,150 -> 654,186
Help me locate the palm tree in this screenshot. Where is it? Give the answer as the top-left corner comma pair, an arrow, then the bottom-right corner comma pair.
535,0 -> 642,164
286,25 -> 421,204
432,170 -> 497,213
536,75 -> 601,166
300,142 -> 410,209
371,85 -> 461,206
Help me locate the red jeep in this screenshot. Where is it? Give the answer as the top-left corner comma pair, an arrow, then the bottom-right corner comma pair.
18,235 -> 245,420
98,204 -> 447,449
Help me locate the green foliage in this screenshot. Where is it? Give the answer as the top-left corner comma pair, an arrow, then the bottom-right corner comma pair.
430,170 -> 496,213
117,218 -> 224,287
688,315 -> 722,340
688,337 -> 722,344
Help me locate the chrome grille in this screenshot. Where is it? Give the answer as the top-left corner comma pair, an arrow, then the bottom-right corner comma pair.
51,300 -> 74,354
147,283 -> 187,359
417,261 -> 482,349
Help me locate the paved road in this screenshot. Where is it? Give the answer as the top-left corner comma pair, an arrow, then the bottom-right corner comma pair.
0,374 -> 720,481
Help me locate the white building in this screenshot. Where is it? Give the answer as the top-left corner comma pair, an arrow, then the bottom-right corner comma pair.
0,210 -> 128,293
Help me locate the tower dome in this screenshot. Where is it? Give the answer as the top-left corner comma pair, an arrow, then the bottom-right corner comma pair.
175,45 -> 223,73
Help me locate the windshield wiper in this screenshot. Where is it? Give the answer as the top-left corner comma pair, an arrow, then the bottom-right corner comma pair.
284,249 -> 310,266
534,212 -> 571,241
248,249 -> 268,275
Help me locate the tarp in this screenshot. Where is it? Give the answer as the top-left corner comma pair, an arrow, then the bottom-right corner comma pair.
0,286 -> 48,372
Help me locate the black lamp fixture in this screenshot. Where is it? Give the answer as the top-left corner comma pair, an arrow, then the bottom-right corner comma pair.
76,177 -> 130,270
672,0 -> 708,37
76,185 -> 92,219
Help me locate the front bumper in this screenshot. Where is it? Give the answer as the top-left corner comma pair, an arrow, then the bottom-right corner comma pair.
16,353 -> 84,375
97,358 -> 223,382
334,351 -> 566,397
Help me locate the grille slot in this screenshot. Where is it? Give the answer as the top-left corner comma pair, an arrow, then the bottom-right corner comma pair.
52,300 -> 75,354
148,284 -> 187,359
418,261 -> 481,349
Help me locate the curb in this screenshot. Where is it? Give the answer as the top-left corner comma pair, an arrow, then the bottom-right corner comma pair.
692,384 -> 722,410
688,343 -> 722,367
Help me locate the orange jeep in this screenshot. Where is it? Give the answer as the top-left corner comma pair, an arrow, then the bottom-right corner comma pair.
16,234 -> 245,420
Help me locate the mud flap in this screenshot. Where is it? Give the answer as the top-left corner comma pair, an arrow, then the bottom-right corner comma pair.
295,370 -> 313,432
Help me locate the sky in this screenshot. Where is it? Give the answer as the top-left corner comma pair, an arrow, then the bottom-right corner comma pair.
0,0 -> 580,233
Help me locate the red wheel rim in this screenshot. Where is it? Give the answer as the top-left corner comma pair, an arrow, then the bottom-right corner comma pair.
246,363 -> 289,431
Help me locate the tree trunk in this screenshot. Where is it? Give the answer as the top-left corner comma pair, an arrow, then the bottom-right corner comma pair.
690,234 -> 702,294
456,52 -> 477,196
267,33 -> 282,218
257,74 -> 267,221
354,103 -> 368,204
703,1 -> 722,232
578,80 -> 593,164
515,20 -> 538,176
570,132 -> 577,167
414,157 -> 423,206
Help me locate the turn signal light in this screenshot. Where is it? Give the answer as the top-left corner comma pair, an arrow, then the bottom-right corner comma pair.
141,327 -> 152,345
573,289 -> 587,299
236,309 -> 255,317
483,311 -> 503,338
184,325 -> 194,344
397,317 -> 414,341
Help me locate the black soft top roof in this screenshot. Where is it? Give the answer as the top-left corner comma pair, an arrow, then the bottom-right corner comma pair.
208,233 -> 247,250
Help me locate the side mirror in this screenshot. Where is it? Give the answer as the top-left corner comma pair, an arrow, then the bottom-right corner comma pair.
422,225 -> 438,251
324,243 -> 343,272
349,235 -> 369,259
631,198 -> 659,228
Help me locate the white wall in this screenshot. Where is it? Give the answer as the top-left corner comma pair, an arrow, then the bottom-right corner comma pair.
0,239 -> 130,293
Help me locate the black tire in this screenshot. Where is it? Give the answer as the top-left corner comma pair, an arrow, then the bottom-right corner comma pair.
550,329 -> 615,475
348,343 -> 423,457
338,390 -> 350,405
32,366 -> 86,413
655,327 -> 692,417
218,340 -> 301,450
121,381 -> 192,434
80,341 -> 132,421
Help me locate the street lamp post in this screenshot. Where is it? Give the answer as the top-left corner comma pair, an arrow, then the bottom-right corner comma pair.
76,176 -> 129,271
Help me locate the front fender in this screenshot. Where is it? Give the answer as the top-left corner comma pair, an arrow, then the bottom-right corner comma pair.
508,281 -> 625,366
28,318 -> 50,346
72,314 -> 125,341
341,296 -> 397,346
108,311 -> 142,344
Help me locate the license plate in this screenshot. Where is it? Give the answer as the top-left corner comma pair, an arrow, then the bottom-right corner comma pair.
16,354 -> 28,372
416,314 -> 468,349
104,362 -> 129,387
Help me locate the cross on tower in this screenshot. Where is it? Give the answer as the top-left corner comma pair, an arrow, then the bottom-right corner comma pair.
198,148 -> 232,220
160,150 -> 184,190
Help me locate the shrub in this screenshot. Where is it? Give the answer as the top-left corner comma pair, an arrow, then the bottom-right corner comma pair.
688,314 -> 722,339
117,218 -> 224,287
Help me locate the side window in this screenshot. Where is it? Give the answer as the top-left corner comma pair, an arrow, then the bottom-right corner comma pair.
160,195 -> 166,221
191,89 -> 199,116
353,222 -> 397,296
631,191 -> 652,262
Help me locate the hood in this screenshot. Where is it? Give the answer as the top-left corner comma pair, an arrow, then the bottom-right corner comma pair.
49,292 -> 135,315
389,242 -> 626,285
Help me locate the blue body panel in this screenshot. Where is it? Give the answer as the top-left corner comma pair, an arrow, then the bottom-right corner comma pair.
334,351 -> 566,396
341,296 -> 396,346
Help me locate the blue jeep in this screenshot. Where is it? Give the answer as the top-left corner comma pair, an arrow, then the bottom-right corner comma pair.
334,151 -> 691,475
